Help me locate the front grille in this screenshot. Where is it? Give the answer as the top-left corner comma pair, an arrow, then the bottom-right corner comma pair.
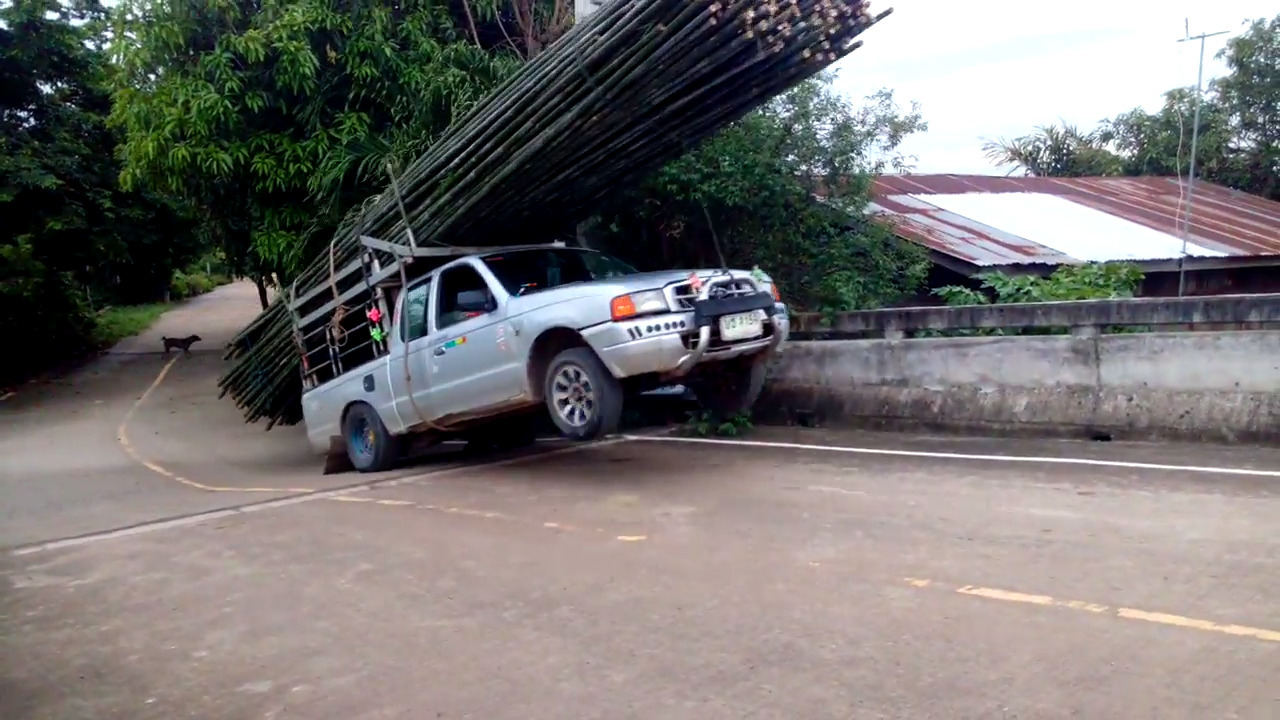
668,277 -> 759,310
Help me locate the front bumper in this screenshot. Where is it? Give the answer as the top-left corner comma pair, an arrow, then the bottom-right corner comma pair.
584,302 -> 789,380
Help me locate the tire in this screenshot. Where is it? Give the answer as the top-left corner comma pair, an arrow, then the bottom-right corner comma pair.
689,355 -> 768,416
342,402 -> 401,473
543,347 -> 624,441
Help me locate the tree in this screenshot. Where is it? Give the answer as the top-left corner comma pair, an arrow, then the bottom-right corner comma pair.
1212,15 -> 1279,199
1,0 -> 199,385
982,14 -> 1278,202
108,0 -> 526,306
589,74 -> 932,313
1099,87 -> 1234,181
981,123 -> 1124,178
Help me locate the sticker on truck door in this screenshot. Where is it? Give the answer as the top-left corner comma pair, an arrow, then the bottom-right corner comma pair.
443,336 -> 467,349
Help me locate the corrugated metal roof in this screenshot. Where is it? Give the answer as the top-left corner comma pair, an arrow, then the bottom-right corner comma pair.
869,174 -> 1280,267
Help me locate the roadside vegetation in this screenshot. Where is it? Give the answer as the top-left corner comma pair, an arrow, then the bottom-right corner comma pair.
91,304 -> 170,348
926,262 -> 1147,337
933,263 -> 1145,307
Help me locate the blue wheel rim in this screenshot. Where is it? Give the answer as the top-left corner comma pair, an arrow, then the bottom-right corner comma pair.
349,416 -> 375,460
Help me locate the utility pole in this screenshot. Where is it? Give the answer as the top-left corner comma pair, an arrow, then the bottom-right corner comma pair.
1175,20 -> 1228,297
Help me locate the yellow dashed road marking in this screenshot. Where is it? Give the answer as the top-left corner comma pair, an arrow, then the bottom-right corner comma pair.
907,578 -> 1280,643
117,357 -> 311,494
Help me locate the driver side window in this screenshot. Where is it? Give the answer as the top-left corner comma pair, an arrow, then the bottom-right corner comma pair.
436,264 -> 496,331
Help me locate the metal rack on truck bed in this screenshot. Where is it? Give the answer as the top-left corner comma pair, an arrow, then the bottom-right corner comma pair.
286,235 -> 567,391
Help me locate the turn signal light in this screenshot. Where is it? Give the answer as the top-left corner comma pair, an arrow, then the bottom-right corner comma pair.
610,294 -> 637,320
770,283 -> 781,302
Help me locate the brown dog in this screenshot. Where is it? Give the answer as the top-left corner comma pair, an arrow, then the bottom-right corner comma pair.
162,334 -> 203,357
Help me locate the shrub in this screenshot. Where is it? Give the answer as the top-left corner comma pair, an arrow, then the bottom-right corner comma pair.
168,270 -> 229,300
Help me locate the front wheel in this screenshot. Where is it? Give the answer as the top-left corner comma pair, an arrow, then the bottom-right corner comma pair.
544,347 -> 624,441
688,355 -> 769,416
342,402 -> 401,473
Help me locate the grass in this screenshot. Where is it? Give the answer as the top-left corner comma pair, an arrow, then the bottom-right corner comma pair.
93,303 -> 170,348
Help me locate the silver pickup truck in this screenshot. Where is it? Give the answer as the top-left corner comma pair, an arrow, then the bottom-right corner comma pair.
302,244 -> 788,472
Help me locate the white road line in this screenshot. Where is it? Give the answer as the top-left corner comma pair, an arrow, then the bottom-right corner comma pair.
620,434 -> 1280,478
10,438 -> 629,556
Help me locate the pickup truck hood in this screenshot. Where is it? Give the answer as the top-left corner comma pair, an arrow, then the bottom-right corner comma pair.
614,269 -> 766,288
507,268 -> 765,313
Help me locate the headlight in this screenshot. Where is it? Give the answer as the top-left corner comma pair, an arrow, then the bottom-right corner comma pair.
610,289 -> 668,321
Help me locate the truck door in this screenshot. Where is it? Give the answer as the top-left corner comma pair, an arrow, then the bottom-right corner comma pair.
386,277 -> 435,431
423,261 -> 525,424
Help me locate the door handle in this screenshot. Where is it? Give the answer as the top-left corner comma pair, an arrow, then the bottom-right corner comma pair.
433,346 -> 446,357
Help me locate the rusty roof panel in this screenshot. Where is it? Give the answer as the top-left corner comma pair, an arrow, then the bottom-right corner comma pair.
869,175 -> 1280,266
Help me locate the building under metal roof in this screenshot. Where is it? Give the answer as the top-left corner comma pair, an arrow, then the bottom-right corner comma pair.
868,175 -> 1280,271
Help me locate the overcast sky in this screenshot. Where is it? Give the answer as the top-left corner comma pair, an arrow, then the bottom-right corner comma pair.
832,0 -> 1276,175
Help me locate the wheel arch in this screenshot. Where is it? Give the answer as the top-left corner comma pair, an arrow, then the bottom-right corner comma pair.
340,399 -> 387,432
526,326 -> 592,402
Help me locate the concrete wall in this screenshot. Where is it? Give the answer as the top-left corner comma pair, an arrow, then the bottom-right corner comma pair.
759,331 -> 1280,444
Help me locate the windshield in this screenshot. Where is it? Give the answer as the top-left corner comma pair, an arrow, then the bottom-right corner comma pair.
481,248 -> 639,296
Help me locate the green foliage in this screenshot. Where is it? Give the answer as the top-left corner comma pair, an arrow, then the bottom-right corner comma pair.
1210,15 -> 1280,199
981,123 -> 1124,178
109,0 -> 523,282
93,303 -> 170,347
935,263 -> 1144,305
1,0 -> 202,386
931,263 -> 1145,336
983,14 -> 1279,202
681,410 -> 754,438
170,269 -> 232,300
589,74 -> 932,313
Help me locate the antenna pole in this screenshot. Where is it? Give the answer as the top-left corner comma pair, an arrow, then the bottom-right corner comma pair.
1175,22 -> 1229,297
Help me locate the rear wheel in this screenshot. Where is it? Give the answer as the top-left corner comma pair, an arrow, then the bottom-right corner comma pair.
342,402 -> 401,473
688,355 -> 769,416
544,347 -> 623,441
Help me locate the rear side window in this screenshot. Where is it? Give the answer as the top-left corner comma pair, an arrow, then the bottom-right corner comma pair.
401,280 -> 430,341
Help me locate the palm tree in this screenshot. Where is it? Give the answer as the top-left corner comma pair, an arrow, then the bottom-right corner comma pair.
981,123 -> 1124,177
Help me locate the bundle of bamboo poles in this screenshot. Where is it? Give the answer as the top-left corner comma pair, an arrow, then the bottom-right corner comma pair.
219,0 -> 893,428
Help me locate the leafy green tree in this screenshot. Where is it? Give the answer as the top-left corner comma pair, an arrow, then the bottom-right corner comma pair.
1211,15 -> 1279,199
1,0 -> 198,384
589,74 -> 932,312
108,0 -> 524,305
1098,87 -> 1234,181
983,14 -> 1278,202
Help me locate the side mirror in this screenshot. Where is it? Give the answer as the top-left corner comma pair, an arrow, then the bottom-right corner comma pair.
455,289 -> 494,314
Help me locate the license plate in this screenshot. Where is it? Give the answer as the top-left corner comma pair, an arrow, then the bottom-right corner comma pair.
718,311 -> 764,342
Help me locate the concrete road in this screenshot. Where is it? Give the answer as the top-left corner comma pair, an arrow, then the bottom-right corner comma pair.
2,283 -> 1279,719
0,283 -> 531,549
